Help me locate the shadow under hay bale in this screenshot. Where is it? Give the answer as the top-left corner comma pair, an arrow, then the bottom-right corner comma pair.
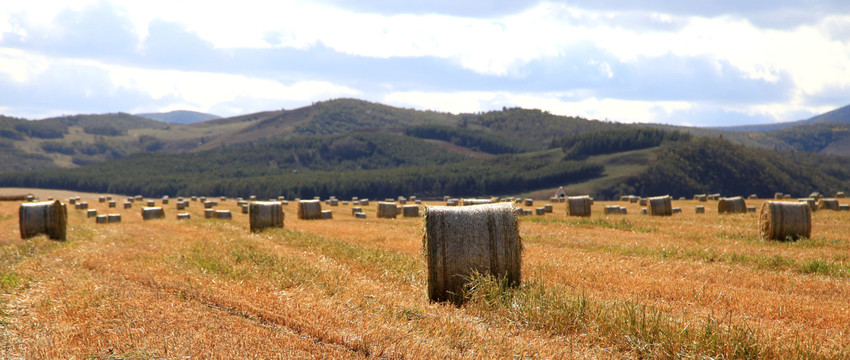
377,202 -> 398,219
19,200 -> 67,241
297,200 -> 322,220
249,201 -> 284,232
718,197 -> 747,214
566,196 -> 592,217
142,207 -> 165,220
759,201 -> 811,241
423,203 -> 522,304
647,195 -> 672,216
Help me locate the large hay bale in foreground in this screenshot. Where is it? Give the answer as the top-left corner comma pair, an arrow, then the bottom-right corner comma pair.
297,200 -> 322,220
377,202 -> 398,219
423,203 -> 522,303
141,207 -> 165,220
647,196 -> 672,216
566,196 -> 592,217
718,197 -> 747,214
19,200 -> 67,241
249,201 -> 284,232
403,205 -> 420,217
759,202 -> 811,240
817,199 -> 840,211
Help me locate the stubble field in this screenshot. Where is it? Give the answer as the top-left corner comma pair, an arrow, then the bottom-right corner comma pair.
0,188 -> 848,359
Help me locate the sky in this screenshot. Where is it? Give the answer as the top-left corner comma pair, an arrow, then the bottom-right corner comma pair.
0,1 -> 848,126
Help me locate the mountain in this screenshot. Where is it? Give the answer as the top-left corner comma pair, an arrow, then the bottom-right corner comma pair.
715,103 -> 850,132
136,110 -> 221,124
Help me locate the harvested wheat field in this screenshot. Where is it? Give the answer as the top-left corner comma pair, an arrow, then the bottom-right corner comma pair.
1,189 -> 849,359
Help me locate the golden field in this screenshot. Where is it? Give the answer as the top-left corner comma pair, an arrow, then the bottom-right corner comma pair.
0,189 -> 848,359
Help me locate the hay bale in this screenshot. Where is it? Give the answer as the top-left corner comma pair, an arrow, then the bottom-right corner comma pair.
203,201 -> 217,209
809,192 -> 821,201
759,202 -> 811,241
123,202 -> 132,209
99,196 -> 106,203
215,210 -> 232,220
76,202 -> 89,210
798,198 -> 817,211
330,199 -> 339,206
249,201 -> 284,232
177,213 -> 191,220
836,192 -> 845,199
696,206 -> 705,214
146,200 -> 156,207
566,196 -> 592,217
355,212 -> 366,219
774,192 -> 784,200
672,207 -> 682,214
107,214 -> 121,223
718,196 -> 747,214
191,196 -> 198,202
297,200 -> 322,220
96,215 -> 108,224
352,206 -> 363,215
403,205 -> 420,217
176,201 -> 187,210
161,198 -> 169,205
69,198 -> 77,205
840,204 -> 850,211
423,203 -> 521,304
108,201 -> 116,208
462,198 -> 494,206
377,202 -> 398,219
620,207 -> 627,214
321,210 -> 333,219
446,198 -> 459,206
19,200 -> 67,241
603,206 -> 620,215
86,209 -> 97,218
647,196 -> 672,216
817,199 -> 840,211
748,194 -> 758,200
204,209 -> 215,219
142,207 -> 165,220
544,204 -> 553,213
220,196 -> 226,202
747,206 -> 756,213
639,198 -> 647,206
535,207 -> 545,215
629,196 -> 638,203
641,208 -> 647,215
242,204 -> 249,214
524,198 -> 533,206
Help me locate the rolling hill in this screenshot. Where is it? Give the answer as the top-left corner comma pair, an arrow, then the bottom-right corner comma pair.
136,110 -> 221,124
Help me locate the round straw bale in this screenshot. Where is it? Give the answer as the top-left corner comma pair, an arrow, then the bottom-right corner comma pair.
619,195 -> 628,201
162,198 -> 169,205
123,202 -> 132,209
672,207 -> 682,214
522,209 -> 533,216
177,213 -> 191,220
809,192 -> 821,201
19,200 -> 67,241
403,205 -> 420,217
446,198 -> 459,206
798,198 -> 817,211
647,195 -> 673,216
86,209 -> 97,218
629,196 -> 638,203
177,201 -> 187,210
69,198 -> 77,205
242,204 -> 249,214
360,199 -> 370,206
718,196 -> 747,214
748,194 -> 758,199
696,206 -> 705,214
355,212 -> 366,219
204,209 -> 214,218
215,210 -> 232,220
297,200 -> 322,220
524,198 -> 533,206
836,191 -> 845,199
321,210 -> 333,219
108,201 -> 116,208
249,201 -> 284,232
462,198 -> 494,206
146,200 -> 156,207
99,196 -> 106,203
535,207 -> 545,215
817,199 -> 840,211
191,196 -> 198,201
544,204 -> 553,213
423,202 -> 522,304
840,204 -> 850,211
141,207 -> 165,220
639,198 -> 647,206
96,215 -> 108,224
107,214 -> 121,223
641,208 -> 647,215
759,201 -> 811,241
352,206 -> 363,215
220,196 -> 226,202
566,196 -> 592,217
377,202 -> 398,219
620,207 -> 627,214
603,206 -> 620,215
249,195 -> 257,201
774,192 -> 783,200
76,202 -> 89,210
747,206 -> 756,212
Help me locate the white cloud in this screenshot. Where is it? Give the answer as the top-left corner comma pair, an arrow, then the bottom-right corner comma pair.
0,48 -> 49,82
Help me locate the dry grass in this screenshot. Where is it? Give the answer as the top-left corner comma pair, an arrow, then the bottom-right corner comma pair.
0,190 -> 849,358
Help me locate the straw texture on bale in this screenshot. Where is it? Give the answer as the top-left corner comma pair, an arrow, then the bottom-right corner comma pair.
321,210 -> 333,219
695,194 -> 707,202
837,192 -> 845,199
141,207 -> 165,220
19,200 -> 67,241
817,199 -> 840,211
377,202 -> 398,219
523,198 -> 533,206
718,197 -> 747,214
759,201 -> 811,241
647,196 -> 673,216
242,204 -> 249,214
146,200 -> 155,207
96,215 -> 108,224
107,214 -> 121,223
446,199 -> 459,206
798,198 -> 817,211
249,201 -> 284,232
535,207 -> 545,215
204,209 -> 214,218
215,210 -> 232,220
774,192 -> 784,200
423,203 -> 522,304
566,196 -> 592,217
297,200 -> 322,220
176,201 -> 187,210
403,205 -> 420,217
840,204 -> 850,211
544,204 -> 553,213
351,206 -> 363,215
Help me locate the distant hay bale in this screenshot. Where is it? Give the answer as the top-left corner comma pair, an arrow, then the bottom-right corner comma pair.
629,196 -> 638,203
748,194 -> 758,199
249,201 -> 284,232
798,198 -> 816,212
747,206 -> 756,213
415,199 -> 422,204
69,198 -> 77,205
96,215 -> 108,224
108,201 -> 116,208
282,200 -> 289,205
524,198 -> 533,206
620,207 -> 627,214
249,195 -> 257,201
203,201 -> 217,209
696,206 -> 705,214
107,214 -> 121,223
544,204 -> 553,213
86,209 -> 97,218
242,204 -> 249,214
0,194 -> 28,201
603,206 -> 620,215
146,200 -> 156,207
678,197 -> 686,201
647,196 -> 672,216
215,210 -> 232,220
423,202 -> 522,304
330,199 -> 339,206
566,196 -> 592,217
641,208 -> 647,215
297,200 -> 322,220
840,204 -> 850,211
535,207 -> 545,215
237,200 -> 247,206
522,209 -> 533,216
377,202 -> 398,219
176,201 -> 187,210
774,192 -> 784,200
161,198 -> 169,205
355,212 -> 367,219
342,201 -> 349,205
709,193 -> 721,200
99,196 -> 106,203
718,197 -> 747,214
672,207 -> 682,214
836,192 -> 845,199
142,207 -> 165,220
19,200 -> 67,241
817,199 -> 840,211
446,198 -> 459,206
694,194 -> 706,201
191,196 -> 198,202
403,205 -> 420,217
462,198 -> 493,206
352,206 -> 363,215
809,192 -> 821,201
639,198 -> 647,206
759,201 -> 811,241
220,196 -> 226,202
123,202 -> 132,209
204,209 -> 215,218
177,213 -> 191,220
619,195 -> 628,202
321,210 -> 333,219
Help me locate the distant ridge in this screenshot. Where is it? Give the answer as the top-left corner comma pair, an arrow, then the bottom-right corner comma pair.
136,110 -> 221,124
716,103 -> 850,132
